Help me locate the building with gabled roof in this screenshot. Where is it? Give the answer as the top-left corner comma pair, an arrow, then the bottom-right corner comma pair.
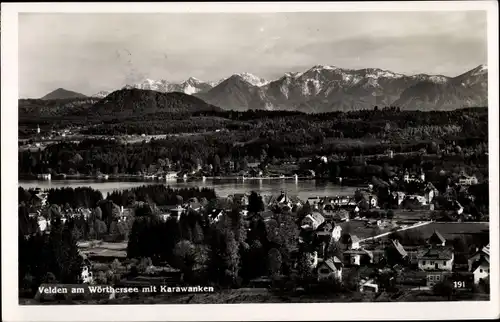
317,256 -> 343,281
343,249 -> 373,266
301,212 -> 325,231
427,230 -> 446,247
418,247 -> 454,271
391,239 -> 408,258
470,254 -> 490,285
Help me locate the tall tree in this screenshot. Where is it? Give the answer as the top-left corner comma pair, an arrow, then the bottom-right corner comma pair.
247,191 -> 264,214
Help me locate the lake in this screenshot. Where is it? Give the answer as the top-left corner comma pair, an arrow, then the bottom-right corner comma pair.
18,178 -> 359,200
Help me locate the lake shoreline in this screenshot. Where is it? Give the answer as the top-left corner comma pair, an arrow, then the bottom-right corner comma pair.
18,177 -> 362,200
18,173 -> 367,185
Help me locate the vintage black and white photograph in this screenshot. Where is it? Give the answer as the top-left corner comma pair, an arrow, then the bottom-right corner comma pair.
1,1 -> 499,321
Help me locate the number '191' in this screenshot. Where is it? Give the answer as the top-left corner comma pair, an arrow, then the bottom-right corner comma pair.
454,281 -> 466,288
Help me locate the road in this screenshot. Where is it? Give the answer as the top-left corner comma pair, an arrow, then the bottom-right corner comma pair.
358,221 -> 432,244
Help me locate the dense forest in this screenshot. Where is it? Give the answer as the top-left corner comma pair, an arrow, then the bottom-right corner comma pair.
19,186 -> 217,210
19,108 -> 488,182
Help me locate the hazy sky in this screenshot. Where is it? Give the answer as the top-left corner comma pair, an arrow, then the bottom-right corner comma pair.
19,11 -> 487,98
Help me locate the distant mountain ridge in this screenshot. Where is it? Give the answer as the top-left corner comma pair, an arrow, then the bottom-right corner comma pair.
196,64 -> 488,112
93,77 -> 222,98
41,88 -> 87,100
44,64 -> 487,112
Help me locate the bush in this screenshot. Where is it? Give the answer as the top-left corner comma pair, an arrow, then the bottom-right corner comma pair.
432,280 -> 453,298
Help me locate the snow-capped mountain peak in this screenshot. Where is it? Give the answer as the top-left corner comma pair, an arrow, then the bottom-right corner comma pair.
468,64 -> 488,76
234,72 -> 269,87
309,65 -> 338,71
284,71 -> 302,78
93,90 -> 111,98
185,77 -> 203,84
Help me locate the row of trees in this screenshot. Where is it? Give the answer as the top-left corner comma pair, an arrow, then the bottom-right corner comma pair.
19,108 -> 487,176
19,218 -> 83,296
19,186 -> 216,209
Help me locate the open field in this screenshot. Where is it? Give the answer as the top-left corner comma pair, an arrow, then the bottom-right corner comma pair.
78,240 -> 127,259
417,222 -> 489,239
339,220 -> 393,239
392,209 -> 432,221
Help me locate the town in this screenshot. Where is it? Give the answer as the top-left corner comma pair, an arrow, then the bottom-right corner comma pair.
19,157 -> 490,303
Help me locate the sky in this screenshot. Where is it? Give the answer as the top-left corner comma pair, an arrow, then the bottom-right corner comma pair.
18,11 -> 487,98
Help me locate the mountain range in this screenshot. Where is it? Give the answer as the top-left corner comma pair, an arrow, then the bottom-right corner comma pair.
195,64 -> 488,112
40,64 -> 488,112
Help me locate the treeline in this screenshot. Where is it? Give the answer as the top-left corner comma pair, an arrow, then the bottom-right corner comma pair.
19,219 -> 83,296
19,108 -> 488,176
79,107 -> 488,141
19,185 -> 217,209
107,185 -> 216,207
19,187 -> 103,209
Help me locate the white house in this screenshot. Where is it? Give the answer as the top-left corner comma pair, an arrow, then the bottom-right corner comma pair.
471,255 -> 490,285
468,244 -> 490,271
159,213 -> 170,222
37,173 -> 51,180
301,212 -> 325,231
391,191 -> 406,206
332,196 -> 356,207
317,257 -> 343,282
359,279 -> 379,293
419,171 -> 426,182
38,218 -> 49,232
343,249 -> 373,266
331,226 -> 342,242
81,265 -> 93,284
165,171 -> 178,181
418,247 -> 454,271
368,195 -> 378,208
458,175 -> 478,186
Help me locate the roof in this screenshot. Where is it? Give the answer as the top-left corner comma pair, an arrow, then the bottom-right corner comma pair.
471,256 -> 490,272
322,257 -> 343,271
482,244 -> 490,256
311,212 -> 325,224
209,208 -> 224,220
428,230 -> 446,244
276,193 -> 289,204
405,195 -> 427,203
392,240 -> 408,257
344,249 -> 373,258
350,235 -> 361,244
419,247 -> 454,260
